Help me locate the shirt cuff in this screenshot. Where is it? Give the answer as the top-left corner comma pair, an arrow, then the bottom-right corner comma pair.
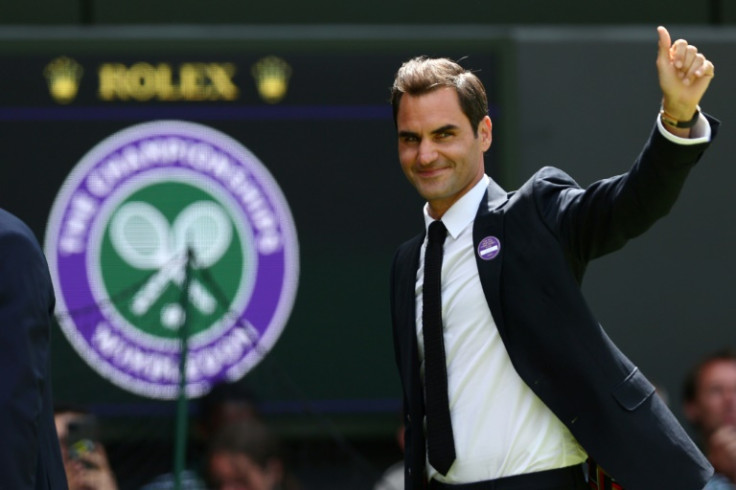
656,111 -> 711,145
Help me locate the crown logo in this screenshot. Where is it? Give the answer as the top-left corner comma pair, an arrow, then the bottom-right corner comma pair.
251,56 -> 292,104
44,57 -> 83,104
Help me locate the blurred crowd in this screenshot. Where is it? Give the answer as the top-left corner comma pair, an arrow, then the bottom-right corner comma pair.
53,348 -> 736,490
684,350 -> 736,489
54,382 -> 300,490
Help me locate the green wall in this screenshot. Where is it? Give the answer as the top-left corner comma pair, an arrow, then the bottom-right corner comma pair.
0,0 -> 732,25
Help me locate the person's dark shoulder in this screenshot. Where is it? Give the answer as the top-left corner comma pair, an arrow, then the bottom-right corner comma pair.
393,232 -> 423,265
529,166 -> 580,192
506,166 -> 581,209
0,208 -> 35,236
396,232 -> 423,251
0,208 -> 44,258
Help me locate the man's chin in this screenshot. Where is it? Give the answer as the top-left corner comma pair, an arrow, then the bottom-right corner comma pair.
416,188 -> 447,203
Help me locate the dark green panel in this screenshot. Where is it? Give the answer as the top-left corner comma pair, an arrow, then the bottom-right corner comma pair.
0,32 -> 508,418
0,34 -> 510,487
513,26 -> 736,436
90,0 -> 712,24
0,0 -> 79,23
724,0 -> 736,23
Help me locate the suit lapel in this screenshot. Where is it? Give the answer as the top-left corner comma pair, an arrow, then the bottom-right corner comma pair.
395,234 -> 424,387
473,179 -> 508,337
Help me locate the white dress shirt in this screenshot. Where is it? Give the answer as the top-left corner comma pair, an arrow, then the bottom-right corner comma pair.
414,115 -> 710,484
416,175 -> 587,484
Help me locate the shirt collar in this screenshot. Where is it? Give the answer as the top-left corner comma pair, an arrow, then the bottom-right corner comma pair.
423,175 -> 490,240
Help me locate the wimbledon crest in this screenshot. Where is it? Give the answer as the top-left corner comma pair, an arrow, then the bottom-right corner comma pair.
45,121 -> 299,399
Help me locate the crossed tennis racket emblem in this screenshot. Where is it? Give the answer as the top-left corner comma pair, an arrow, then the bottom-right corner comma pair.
109,201 -> 233,329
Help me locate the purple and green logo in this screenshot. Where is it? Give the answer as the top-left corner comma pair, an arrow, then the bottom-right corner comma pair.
44,121 -> 299,399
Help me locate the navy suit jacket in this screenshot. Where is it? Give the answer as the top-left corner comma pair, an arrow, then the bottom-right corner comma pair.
0,209 -> 67,489
391,119 -> 719,490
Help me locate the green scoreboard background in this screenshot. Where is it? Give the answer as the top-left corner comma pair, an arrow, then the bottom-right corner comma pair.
0,28 -> 509,488
2,26 -> 734,489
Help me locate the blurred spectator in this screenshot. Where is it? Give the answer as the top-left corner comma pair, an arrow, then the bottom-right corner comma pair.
54,404 -> 118,490
196,380 -> 261,444
684,349 -> 736,489
140,468 -> 205,490
206,420 -> 299,490
141,380 -> 261,490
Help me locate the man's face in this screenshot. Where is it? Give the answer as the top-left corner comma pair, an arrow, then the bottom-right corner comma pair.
687,360 -> 736,435
396,87 -> 492,219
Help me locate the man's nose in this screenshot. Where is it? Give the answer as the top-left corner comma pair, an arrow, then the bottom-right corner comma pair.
417,140 -> 438,166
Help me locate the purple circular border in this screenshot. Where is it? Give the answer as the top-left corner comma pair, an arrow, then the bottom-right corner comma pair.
44,121 -> 299,399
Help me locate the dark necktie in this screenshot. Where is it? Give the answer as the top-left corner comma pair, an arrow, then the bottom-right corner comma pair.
422,220 -> 456,475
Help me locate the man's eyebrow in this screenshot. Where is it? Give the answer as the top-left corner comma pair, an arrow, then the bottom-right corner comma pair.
398,130 -> 419,139
431,124 -> 459,135
398,124 -> 459,139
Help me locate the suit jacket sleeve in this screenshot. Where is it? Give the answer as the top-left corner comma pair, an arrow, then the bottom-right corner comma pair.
0,225 -> 56,488
533,116 -> 719,267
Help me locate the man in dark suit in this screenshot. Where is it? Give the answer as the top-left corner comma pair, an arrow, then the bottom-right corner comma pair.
390,26 -> 717,490
0,208 -> 67,488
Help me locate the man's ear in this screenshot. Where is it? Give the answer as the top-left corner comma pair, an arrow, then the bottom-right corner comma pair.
479,116 -> 492,151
